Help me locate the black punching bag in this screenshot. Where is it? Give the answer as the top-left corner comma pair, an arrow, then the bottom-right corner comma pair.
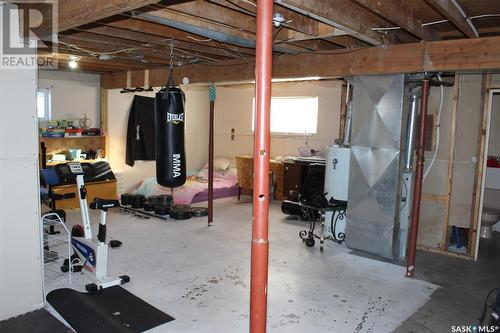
155,86 -> 187,187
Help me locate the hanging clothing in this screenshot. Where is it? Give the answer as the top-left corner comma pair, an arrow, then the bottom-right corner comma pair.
125,95 -> 156,166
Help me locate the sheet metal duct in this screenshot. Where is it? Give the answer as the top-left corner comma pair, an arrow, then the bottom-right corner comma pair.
345,74 -> 406,259
134,12 -> 296,55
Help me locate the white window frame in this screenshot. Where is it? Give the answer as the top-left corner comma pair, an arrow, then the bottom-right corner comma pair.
252,96 -> 319,136
37,87 -> 51,122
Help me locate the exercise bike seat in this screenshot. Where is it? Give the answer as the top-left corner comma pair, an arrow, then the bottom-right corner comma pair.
89,198 -> 120,211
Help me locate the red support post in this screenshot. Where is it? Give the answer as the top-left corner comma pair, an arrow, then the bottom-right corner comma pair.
406,79 -> 430,278
250,1 -> 273,332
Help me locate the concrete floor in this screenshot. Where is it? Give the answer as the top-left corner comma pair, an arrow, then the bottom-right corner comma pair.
43,197 -> 499,332
395,234 -> 500,333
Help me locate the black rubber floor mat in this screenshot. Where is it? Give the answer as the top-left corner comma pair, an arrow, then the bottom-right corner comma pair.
0,308 -> 71,333
46,286 -> 174,333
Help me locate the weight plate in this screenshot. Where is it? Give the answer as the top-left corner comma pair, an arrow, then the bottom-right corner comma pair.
191,207 -> 208,217
169,205 -> 193,220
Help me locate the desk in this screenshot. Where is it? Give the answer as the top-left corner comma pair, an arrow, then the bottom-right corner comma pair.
234,156 -> 285,200
51,180 -> 117,210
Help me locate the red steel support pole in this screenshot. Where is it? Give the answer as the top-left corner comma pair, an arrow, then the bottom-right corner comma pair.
250,1 -> 272,332
406,79 -> 430,278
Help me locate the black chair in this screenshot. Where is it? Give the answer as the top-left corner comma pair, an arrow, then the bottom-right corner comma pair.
281,163 -> 326,220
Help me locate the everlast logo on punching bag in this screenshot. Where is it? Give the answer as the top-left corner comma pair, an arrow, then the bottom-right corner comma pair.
167,112 -> 184,124
172,154 -> 182,177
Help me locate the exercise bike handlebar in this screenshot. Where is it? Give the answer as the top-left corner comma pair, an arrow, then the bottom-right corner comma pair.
89,198 -> 120,211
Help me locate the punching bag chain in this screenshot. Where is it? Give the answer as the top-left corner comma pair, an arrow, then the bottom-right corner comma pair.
169,40 -> 174,69
166,40 -> 175,88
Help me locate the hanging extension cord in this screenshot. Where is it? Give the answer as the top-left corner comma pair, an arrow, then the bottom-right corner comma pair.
423,74 -> 445,181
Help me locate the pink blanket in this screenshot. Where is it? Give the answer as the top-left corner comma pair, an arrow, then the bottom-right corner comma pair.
134,175 -> 238,205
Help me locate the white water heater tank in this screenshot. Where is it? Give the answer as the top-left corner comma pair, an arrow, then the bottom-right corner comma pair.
324,145 -> 350,201
324,145 -> 350,239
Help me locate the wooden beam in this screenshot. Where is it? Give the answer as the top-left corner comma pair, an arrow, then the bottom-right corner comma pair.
69,26 -> 232,60
63,29 -> 230,61
441,74 -> 460,251
323,36 -> 370,49
57,36 -> 173,65
44,51 -> 155,71
101,18 -> 255,56
470,74 -> 491,259
275,0 -> 392,45
417,245 -> 473,260
425,0 -> 477,38
206,0 -> 342,40
289,39 -> 341,51
421,193 -> 449,203
134,9 -> 304,52
101,35 -> 500,88
208,0 -> 320,36
30,0 -> 162,34
352,0 -> 438,41
160,0 -> 256,33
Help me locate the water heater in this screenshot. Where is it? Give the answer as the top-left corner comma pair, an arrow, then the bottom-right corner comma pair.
324,145 -> 350,239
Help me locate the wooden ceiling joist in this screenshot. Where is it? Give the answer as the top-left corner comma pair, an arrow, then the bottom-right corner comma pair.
206,0 -> 342,42
158,0 -> 257,34
30,0 -> 163,34
274,0 -> 390,45
133,10 -> 303,53
324,36 -> 370,49
352,0 -> 439,41
101,18 -> 256,56
101,35 -> 500,88
65,27 -> 232,61
57,36 -> 171,66
425,0 -> 478,38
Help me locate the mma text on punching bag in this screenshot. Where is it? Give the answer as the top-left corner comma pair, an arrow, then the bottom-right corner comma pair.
155,87 -> 187,187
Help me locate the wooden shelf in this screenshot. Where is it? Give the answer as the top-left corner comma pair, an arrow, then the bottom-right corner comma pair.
40,135 -> 105,139
40,135 -> 106,168
46,158 -> 107,167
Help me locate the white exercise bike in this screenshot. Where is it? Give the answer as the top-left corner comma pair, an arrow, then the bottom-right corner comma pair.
62,162 -> 130,292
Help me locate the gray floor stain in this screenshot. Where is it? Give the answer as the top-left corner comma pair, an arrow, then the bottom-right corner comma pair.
284,313 -> 301,319
181,284 -> 210,301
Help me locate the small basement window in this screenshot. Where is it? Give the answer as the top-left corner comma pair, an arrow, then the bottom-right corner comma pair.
252,96 -> 319,135
37,88 -> 51,122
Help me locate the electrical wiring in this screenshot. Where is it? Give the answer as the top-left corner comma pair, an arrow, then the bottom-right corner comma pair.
224,0 -> 255,16
239,0 -> 256,7
186,35 -> 213,43
423,74 -> 446,181
371,12 -> 499,32
58,41 -> 136,56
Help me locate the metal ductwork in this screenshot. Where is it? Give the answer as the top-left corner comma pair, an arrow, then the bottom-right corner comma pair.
133,12 -> 297,55
345,74 -> 407,259
403,86 -> 421,171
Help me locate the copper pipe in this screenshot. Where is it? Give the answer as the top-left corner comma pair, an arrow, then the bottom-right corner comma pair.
250,1 -> 272,332
406,79 -> 430,277
208,99 -> 215,226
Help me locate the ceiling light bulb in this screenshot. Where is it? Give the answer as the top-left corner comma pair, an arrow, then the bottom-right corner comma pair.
68,60 -> 78,69
272,13 -> 286,27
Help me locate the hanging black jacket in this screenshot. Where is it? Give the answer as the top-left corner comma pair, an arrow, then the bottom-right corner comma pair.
125,95 -> 155,166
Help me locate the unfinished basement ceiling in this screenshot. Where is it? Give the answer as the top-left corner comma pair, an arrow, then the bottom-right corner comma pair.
35,0 -> 500,73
